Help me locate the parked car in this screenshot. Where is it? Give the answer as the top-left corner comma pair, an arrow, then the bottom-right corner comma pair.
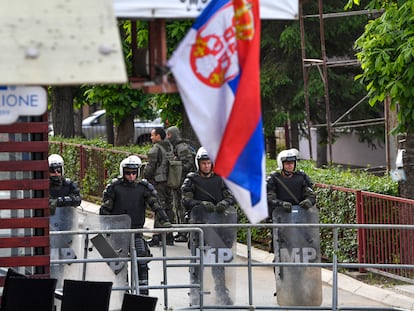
82,110 -> 163,144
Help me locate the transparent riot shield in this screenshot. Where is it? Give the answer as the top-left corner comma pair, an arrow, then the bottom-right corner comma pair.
50,206 -> 80,290
189,205 -> 237,307
80,213 -> 132,311
272,205 -> 322,306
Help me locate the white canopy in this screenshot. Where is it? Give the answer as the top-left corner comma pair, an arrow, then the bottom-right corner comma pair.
113,0 -> 298,20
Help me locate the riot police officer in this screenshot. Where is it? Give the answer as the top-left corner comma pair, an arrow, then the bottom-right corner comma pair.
182,147 -> 236,305
267,148 -> 315,213
49,154 -> 82,212
100,155 -> 172,295
48,154 -> 82,278
267,149 -> 321,306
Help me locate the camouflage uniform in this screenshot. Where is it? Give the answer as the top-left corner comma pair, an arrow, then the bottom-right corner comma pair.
144,139 -> 175,245
166,126 -> 196,242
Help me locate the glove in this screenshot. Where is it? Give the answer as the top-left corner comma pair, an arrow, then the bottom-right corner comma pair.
280,201 -> 292,213
202,201 -> 215,212
49,199 -> 57,216
299,199 -> 313,209
215,200 -> 228,213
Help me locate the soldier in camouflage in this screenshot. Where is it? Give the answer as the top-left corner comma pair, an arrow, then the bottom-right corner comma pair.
144,127 -> 175,246
166,126 -> 196,242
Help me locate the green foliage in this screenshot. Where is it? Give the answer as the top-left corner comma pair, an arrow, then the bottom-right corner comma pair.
260,3 -> 380,151
354,0 -> 414,134
83,84 -> 156,126
155,93 -> 185,127
166,20 -> 192,54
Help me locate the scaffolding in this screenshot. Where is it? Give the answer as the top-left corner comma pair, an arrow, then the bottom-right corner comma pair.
299,0 -> 384,163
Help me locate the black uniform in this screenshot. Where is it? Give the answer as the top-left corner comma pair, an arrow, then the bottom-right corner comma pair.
49,177 -> 81,232
49,176 -> 81,277
266,170 -> 315,214
100,177 -> 169,295
181,172 -> 236,305
50,177 -> 81,209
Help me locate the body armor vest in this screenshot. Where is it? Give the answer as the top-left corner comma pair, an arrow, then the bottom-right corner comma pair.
272,172 -> 306,204
110,180 -> 147,228
192,174 -> 225,203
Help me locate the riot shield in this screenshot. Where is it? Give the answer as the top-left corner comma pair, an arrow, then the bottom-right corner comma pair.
189,205 -> 237,306
80,213 -> 132,311
272,205 -> 322,306
50,206 -> 80,289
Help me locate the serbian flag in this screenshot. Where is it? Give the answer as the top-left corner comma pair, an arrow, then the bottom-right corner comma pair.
168,0 -> 267,224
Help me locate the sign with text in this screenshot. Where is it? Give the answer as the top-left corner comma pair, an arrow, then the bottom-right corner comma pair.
0,86 -> 47,124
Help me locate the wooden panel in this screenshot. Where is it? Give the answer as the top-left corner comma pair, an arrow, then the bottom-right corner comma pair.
0,117 -> 50,279
0,141 -> 48,152
0,122 -> 48,133
0,236 -> 50,248
0,198 -> 48,210
0,217 -> 49,229
0,179 -> 48,191
0,160 -> 48,171
0,256 -> 50,267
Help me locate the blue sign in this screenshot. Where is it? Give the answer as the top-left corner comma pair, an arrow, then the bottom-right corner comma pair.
0,86 -> 47,124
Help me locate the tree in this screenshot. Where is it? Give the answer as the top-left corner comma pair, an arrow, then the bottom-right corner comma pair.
51,87 -> 76,138
84,84 -> 156,146
82,21 -> 158,146
260,1 -> 383,163
350,0 -> 414,198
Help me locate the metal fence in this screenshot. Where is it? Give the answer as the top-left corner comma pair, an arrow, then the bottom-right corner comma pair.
317,184 -> 414,282
358,191 -> 414,281
50,222 -> 414,311
49,142 -> 414,282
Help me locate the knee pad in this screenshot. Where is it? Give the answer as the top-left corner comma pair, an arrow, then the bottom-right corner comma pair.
135,237 -> 151,257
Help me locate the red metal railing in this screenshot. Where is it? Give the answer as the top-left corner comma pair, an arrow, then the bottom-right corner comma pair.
49,141 -> 147,197
317,183 -> 414,281
359,191 -> 414,280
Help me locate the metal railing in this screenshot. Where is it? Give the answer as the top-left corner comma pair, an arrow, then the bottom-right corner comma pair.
317,183 -> 414,281
48,141 -> 414,282
50,222 -> 414,311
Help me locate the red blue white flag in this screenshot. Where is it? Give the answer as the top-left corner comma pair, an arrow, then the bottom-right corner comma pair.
168,0 -> 267,223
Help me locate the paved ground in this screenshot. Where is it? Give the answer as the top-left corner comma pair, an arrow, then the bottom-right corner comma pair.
147,239 -> 413,311
80,202 -> 414,311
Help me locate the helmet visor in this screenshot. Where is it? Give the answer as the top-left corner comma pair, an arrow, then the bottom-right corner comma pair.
283,156 -> 296,162
49,166 -> 62,174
